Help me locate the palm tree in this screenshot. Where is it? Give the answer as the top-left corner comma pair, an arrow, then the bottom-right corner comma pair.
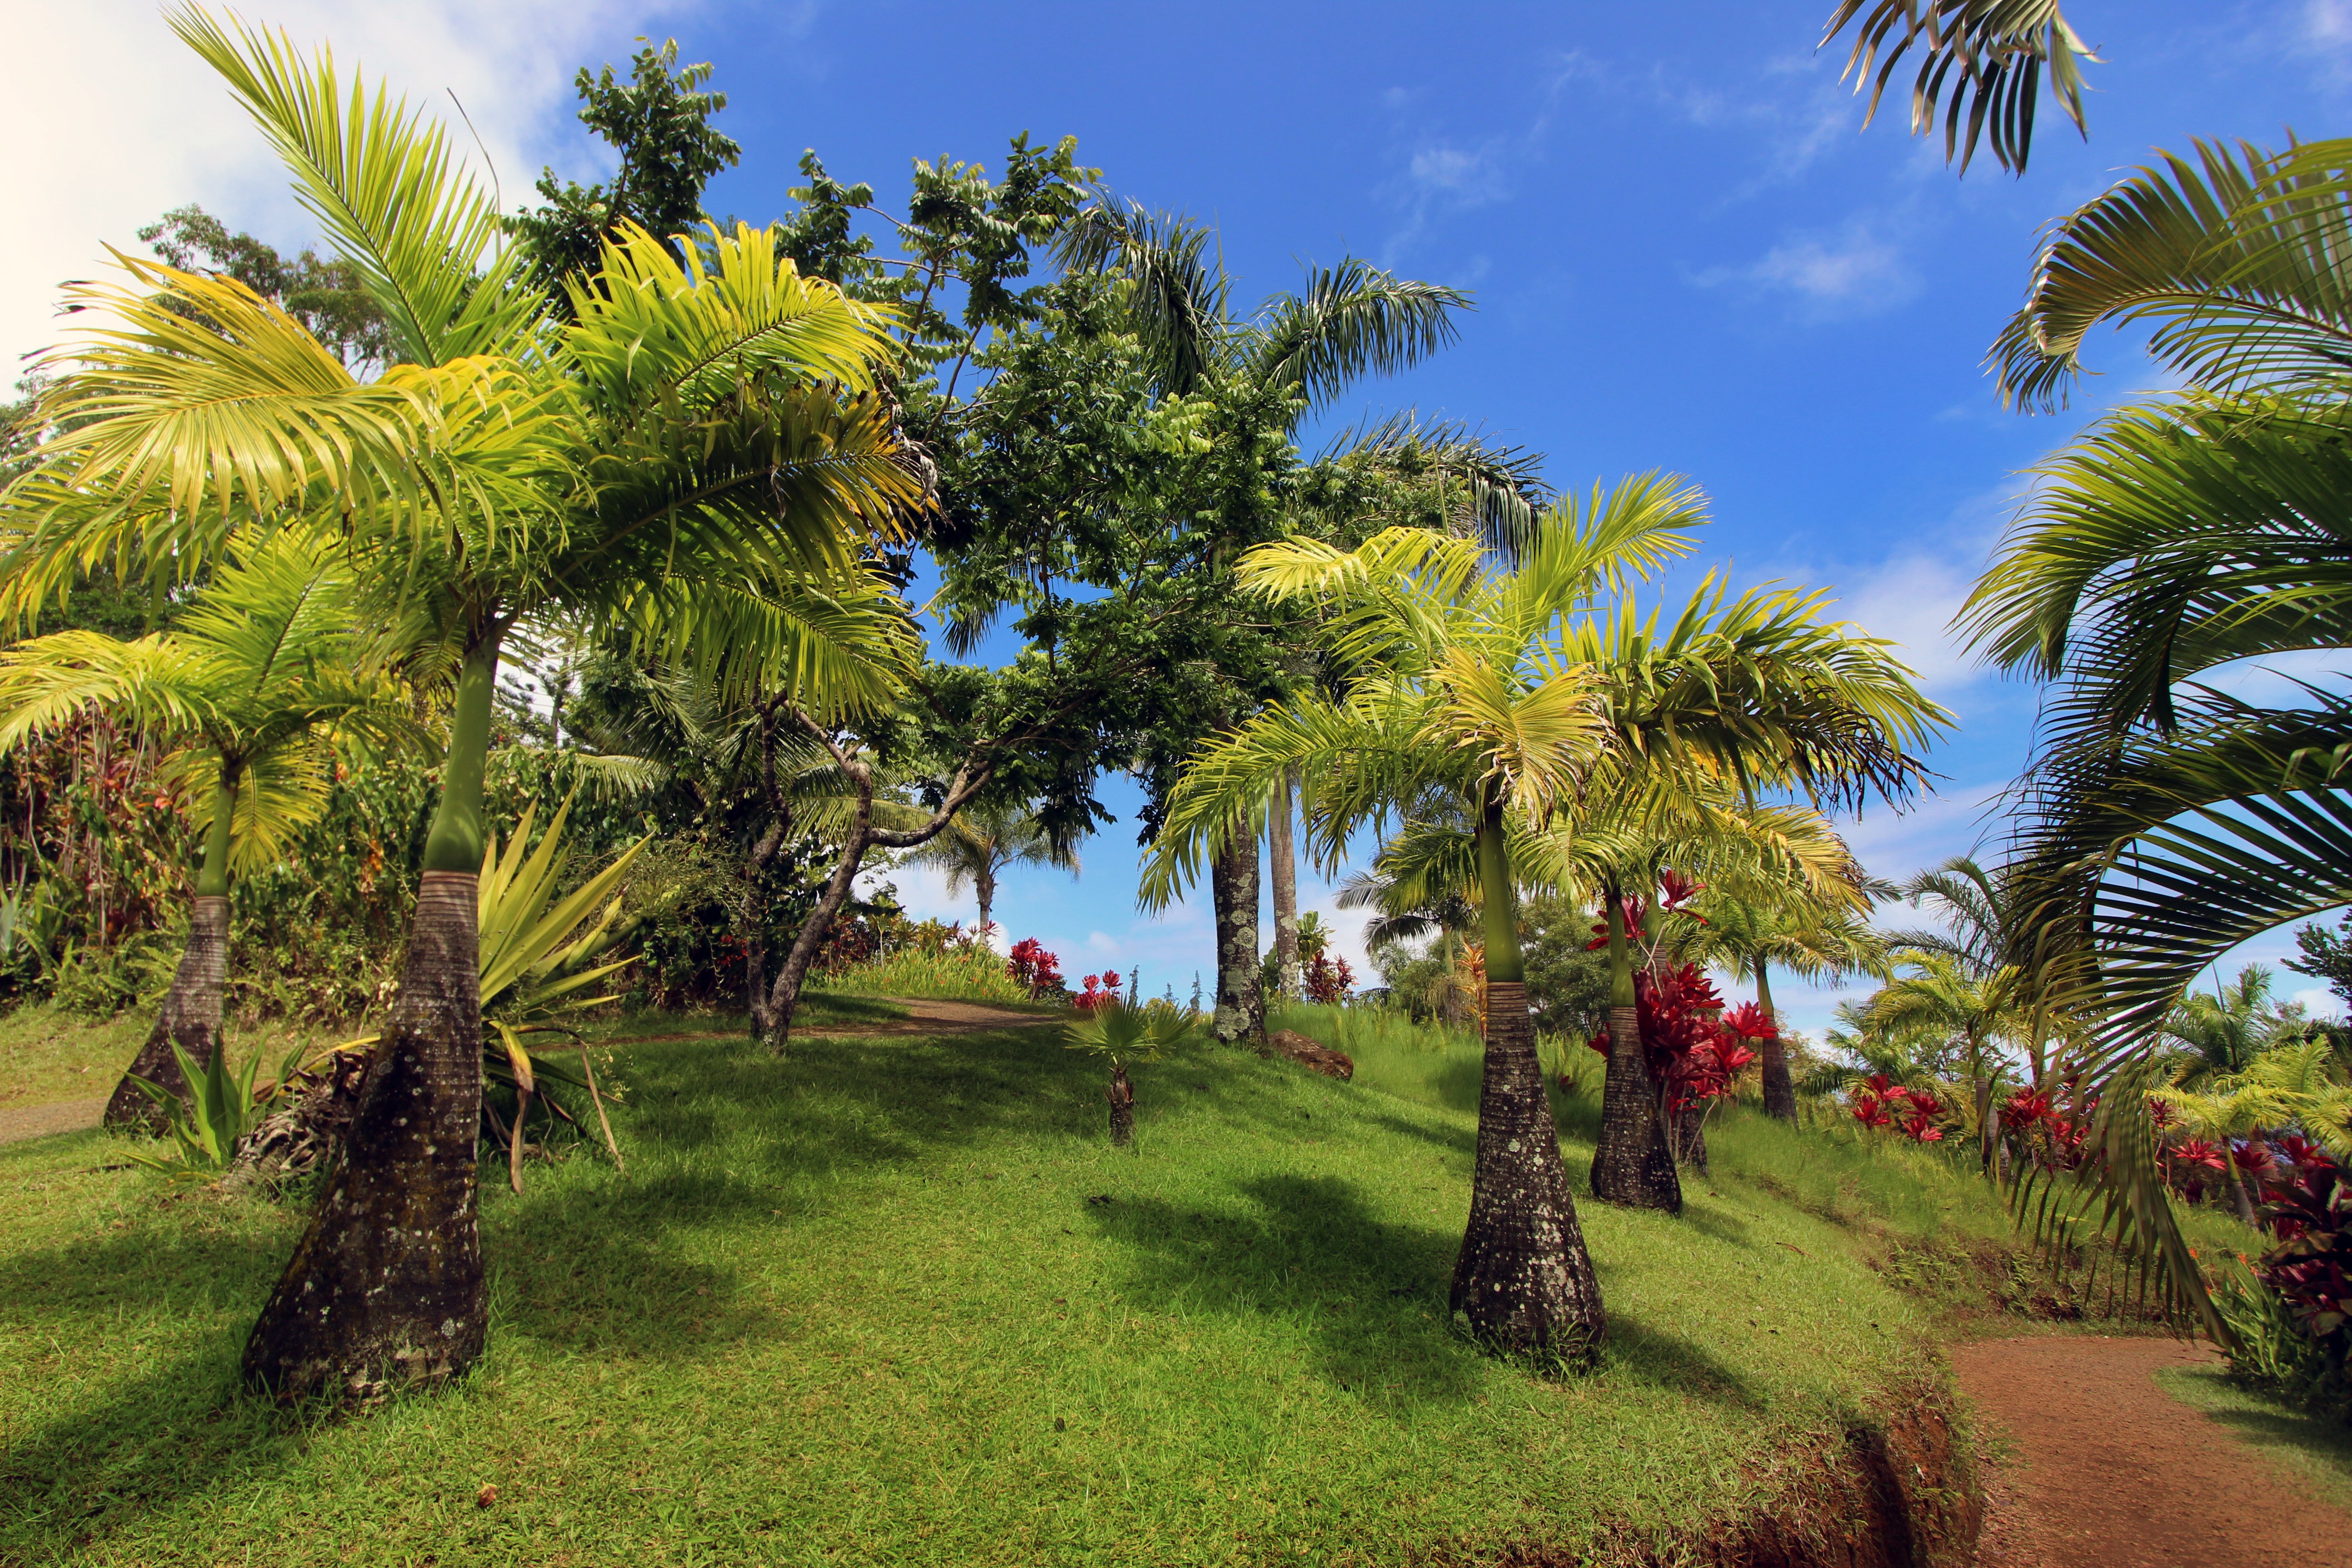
1140,492 -> 1941,1358
905,800 -> 1079,942
1955,136 -> 2352,1336
2162,967 -> 2292,1089
1056,204 -> 1471,1040
1687,894 -> 1891,1120
1860,948 -> 2033,1166
0,534 -> 416,1131
0,11 -> 919,1402
1338,863 -> 1482,1030
1821,0 -> 2099,175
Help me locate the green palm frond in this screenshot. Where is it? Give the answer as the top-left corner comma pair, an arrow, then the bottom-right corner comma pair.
1244,259 -> 1467,407
1990,138 -> 2352,411
169,4 -> 543,366
1823,0 -> 2097,176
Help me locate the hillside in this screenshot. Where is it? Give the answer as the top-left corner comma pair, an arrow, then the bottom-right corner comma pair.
4,1007 -> 1972,1566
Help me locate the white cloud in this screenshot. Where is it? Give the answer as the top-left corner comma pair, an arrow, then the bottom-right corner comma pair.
0,0 -> 702,376
1715,219 -> 1918,314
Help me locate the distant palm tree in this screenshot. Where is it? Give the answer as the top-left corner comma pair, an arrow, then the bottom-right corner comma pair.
1686,897 -> 1891,1121
906,802 -> 1079,942
2161,967 -> 2293,1090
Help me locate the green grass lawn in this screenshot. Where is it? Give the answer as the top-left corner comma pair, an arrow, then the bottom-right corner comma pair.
0,1004 -> 1968,1567
2151,1363 -> 2352,1513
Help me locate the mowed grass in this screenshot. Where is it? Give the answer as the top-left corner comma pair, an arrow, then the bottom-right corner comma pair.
2150,1363 -> 2352,1512
4,1010 -> 1949,1567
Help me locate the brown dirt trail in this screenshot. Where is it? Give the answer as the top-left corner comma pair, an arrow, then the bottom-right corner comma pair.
1956,1335 -> 2352,1568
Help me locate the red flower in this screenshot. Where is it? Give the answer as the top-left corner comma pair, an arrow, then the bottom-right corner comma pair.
2174,1137 -> 2227,1172
2147,1097 -> 2176,1129
1722,1001 -> 1778,1041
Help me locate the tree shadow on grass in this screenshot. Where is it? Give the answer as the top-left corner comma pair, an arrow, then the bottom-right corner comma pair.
1599,1316 -> 1771,1413
1086,1171 -> 1488,1406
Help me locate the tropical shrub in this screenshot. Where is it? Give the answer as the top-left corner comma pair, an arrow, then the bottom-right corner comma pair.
1006,938 -> 1066,1000
1587,960 -> 1765,1157
2219,1148 -> 2352,1423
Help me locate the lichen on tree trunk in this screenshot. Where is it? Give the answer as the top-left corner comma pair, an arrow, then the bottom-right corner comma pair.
1447,811 -> 1605,1363
241,872 -> 486,1401
1210,825 -> 1262,1043
104,895 -> 230,1132
241,633 -> 500,1403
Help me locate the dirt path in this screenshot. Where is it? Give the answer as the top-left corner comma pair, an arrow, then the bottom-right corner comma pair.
1956,1335 -> 2352,1567
602,996 -> 1059,1047
0,1095 -> 108,1147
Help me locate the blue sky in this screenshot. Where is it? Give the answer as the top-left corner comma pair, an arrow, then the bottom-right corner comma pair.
10,0 -> 2349,1034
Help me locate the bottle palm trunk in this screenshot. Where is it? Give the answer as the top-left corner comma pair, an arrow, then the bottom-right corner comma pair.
1755,960 -> 1797,1122
242,631 -> 500,1401
104,761 -> 241,1132
1589,889 -> 1682,1211
1210,824 -> 1263,1043
1269,771 -> 1299,1000
1449,797 -> 1605,1362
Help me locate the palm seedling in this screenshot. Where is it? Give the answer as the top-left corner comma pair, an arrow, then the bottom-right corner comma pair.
1064,997 -> 1200,1147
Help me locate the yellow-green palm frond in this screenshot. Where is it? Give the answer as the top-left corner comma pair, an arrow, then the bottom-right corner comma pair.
168,5 -> 543,367
1140,686 -> 1447,910
163,737 -> 335,871
16,255 -> 440,531
1420,648 -> 1609,822
0,632 -> 211,750
619,565 -> 918,720
1502,472 -> 1707,630
567,221 -> 902,417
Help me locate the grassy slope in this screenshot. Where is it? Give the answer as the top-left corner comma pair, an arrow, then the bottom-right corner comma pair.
0,1009 -> 1958,1568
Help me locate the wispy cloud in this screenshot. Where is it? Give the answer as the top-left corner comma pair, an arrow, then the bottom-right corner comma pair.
1696,214 -> 1920,317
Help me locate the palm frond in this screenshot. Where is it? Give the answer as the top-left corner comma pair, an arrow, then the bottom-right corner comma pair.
1823,0 -> 2097,176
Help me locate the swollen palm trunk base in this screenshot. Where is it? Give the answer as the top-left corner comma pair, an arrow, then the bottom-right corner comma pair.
103,896 -> 230,1133
1449,983 -> 1606,1364
1591,1002 -> 1683,1212
243,873 -> 485,1402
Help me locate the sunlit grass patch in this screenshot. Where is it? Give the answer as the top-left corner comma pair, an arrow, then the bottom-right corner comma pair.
1,1009 -> 1953,1567
811,944 -> 1038,1004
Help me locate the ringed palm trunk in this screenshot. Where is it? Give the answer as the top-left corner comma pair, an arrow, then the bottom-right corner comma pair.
1210,823 -> 1263,1044
244,630 -> 499,1401
1269,771 -> 1299,1000
104,760 -> 241,1132
1755,960 -> 1798,1122
1450,796 -> 1605,1363
1590,890 -> 1682,1212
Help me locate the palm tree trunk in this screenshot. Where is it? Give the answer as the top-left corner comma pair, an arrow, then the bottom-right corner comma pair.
1107,1062 -> 1134,1147
2230,1156 -> 2259,1227
242,628 -> 500,1402
1590,888 -> 1682,1212
1756,960 -> 1798,1122
977,867 -> 995,945
759,774 -> 875,1054
1210,823 -> 1262,1043
105,760 -> 240,1132
1269,771 -> 1299,1001
1449,799 -> 1605,1363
